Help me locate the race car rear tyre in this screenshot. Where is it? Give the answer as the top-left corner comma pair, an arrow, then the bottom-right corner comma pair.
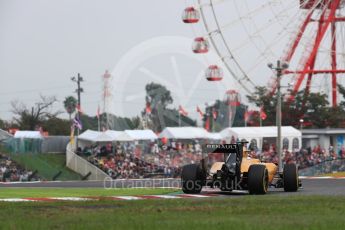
248,164 -> 268,195
283,164 -> 298,192
181,164 -> 203,194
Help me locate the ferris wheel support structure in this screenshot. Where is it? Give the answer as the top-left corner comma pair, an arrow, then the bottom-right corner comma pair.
283,0 -> 343,107
184,0 -> 345,109
268,7 -> 316,97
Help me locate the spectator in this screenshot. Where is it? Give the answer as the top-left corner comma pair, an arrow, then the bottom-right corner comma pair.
81,140 -> 345,179
0,153 -> 39,182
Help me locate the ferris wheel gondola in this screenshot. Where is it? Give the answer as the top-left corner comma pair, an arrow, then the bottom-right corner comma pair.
205,65 -> 223,81
182,0 -> 345,107
182,7 -> 200,23
192,37 -> 210,53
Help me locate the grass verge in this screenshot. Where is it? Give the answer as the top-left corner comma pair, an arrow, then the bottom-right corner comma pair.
0,188 -> 178,198
7,153 -> 81,181
0,195 -> 344,230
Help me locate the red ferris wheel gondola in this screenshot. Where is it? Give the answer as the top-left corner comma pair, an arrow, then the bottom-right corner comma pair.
182,7 -> 200,24
224,90 -> 241,106
192,37 -> 209,53
205,65 -> 223,81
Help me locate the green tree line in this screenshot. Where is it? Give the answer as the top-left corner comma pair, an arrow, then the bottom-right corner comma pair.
1,83 -> 345,135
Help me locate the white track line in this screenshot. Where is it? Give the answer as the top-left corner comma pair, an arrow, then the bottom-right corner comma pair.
0,181 -> 43,185
49,197 -> 95,201
0,198 -> 33,202
0,194 -> 220,202
178,194 -> 213,198
150,195 -> 181,199
112,196 -> 143,200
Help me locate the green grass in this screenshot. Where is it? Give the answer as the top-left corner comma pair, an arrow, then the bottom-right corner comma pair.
0,195 -> 344,229
7,153 -> 81,181
0,188 -> 178,198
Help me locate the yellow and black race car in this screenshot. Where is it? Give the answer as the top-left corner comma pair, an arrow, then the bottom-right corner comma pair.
181,142 -> 300,194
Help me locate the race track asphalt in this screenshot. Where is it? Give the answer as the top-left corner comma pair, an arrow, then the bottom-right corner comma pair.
1,178 -> 344,196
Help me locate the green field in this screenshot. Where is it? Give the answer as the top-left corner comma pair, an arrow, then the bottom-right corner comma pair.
0,188 -> 177,198
0,190 -> 344,230
7,153 -> 81,181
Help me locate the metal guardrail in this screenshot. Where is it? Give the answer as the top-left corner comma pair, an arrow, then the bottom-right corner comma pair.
298,158 -> 345,176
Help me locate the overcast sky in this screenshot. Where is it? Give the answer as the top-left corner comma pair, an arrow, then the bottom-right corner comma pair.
1,0 -> 341,122
0,0 -> 234,122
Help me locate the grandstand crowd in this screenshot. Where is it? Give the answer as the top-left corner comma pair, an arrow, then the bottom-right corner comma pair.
79,139 -> 345,179
257,144 -> 345,169
79,141 -> 203,179
0,153 -> 39,182
2,139 -> 345,181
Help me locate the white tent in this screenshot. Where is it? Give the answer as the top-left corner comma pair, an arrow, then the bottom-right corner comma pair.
14,131 -> 43,139
115,132 -> 134,142
220,126 -> 301,139
78,129 -> 157,142
220,126 -> 301,151
93,132 -> 115,142
105,130 -> 124,140
124,130 -> 157,141
159,127 -> 210,139
207,132 -> 222,140
78,130 -> 114,142
78,130 -> 101,142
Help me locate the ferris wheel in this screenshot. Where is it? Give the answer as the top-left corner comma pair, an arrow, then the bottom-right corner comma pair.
182,0 -> 345,107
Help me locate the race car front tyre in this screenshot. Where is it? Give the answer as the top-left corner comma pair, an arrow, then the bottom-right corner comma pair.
283,163 -> 298,192
248,164 -> 269,195
181,164 -> 203,194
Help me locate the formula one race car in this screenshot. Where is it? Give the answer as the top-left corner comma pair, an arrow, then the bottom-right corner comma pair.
181,142 -> 301,194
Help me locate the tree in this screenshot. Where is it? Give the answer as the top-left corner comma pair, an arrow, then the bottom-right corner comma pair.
145,82 -> 173,109
246,87 -> 336,128
338,84 -> 345,109
130,116 -> 142,129
295,91 -> 330,128
63,96 -> 77,121
11,95 -> 61,130
0,118 -> 4,129
162,108 -> 196,128
203,100 -> 224,131
201,100 -> 247,131
0,119 -> 14,131
144,83 -> 172,132
247,86 -> 277,126
76,113 -> 143,131
42,117 -> 70,135
143,82 -> 196,132
324,106 -> 345,128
